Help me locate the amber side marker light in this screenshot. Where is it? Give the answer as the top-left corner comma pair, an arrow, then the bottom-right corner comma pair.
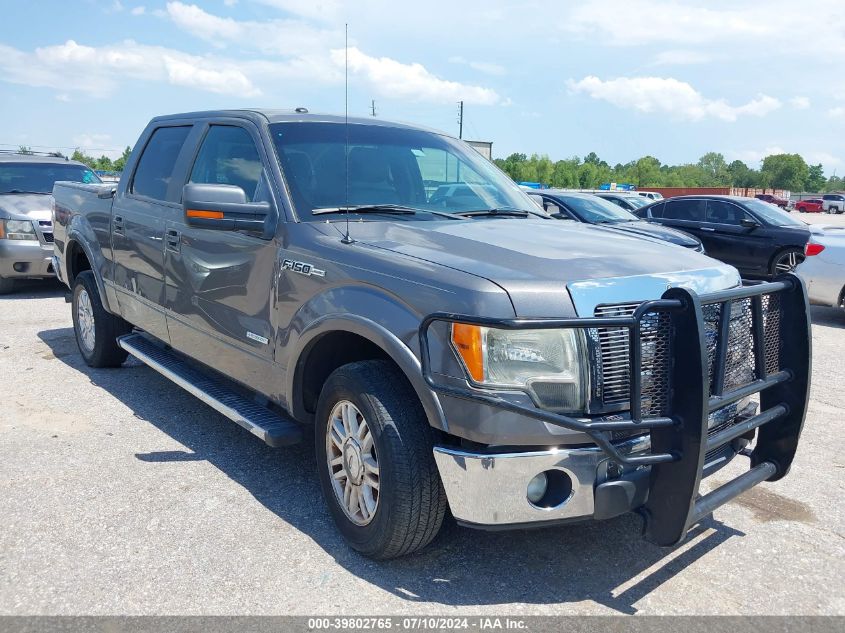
187,209 -> 224,219
804,243 -> 825,256
451,323 -> 484,382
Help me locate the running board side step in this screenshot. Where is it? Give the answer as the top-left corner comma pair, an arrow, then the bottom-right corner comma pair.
118,333 -> 302,447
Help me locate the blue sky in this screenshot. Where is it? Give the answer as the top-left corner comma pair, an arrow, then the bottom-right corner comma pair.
1,0 -> 844,174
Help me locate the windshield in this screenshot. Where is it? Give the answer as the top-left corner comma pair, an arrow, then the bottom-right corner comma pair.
560,195 -> 640,223
270,122 -> 535,220
621,196 -> 649,209
744,198 -> 805,226
0,162 -> 101,194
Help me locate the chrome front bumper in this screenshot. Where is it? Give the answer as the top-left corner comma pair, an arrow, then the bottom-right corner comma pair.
0,239 -> 54,279
433,436 -> 650,527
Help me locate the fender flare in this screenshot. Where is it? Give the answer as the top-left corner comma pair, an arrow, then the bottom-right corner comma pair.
65,229 -> 117,315
287,313 -> 448,432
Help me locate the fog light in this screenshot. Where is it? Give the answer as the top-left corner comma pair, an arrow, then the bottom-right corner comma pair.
527,472 -> 548,504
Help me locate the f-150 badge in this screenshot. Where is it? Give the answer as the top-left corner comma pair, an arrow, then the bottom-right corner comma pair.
281,259 -> 325,277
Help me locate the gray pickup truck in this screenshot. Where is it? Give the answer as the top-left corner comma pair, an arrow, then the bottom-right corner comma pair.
52,109 -> 811,559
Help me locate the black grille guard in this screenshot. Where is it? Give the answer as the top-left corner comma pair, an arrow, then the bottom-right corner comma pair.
418,273 -> 811,546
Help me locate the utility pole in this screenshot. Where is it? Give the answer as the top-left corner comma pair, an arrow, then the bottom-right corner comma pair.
457,101 -> 464,139
370,100 -> 377,117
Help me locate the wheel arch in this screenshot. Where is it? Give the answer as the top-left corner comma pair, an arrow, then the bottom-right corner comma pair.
287,314 -> 448,433
64,231 -> 117,314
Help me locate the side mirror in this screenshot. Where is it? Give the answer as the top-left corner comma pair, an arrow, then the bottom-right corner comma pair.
182,183 -> 273,234
740,218 -> 760,229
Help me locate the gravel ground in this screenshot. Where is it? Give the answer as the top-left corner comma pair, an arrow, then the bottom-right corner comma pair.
1,218 -> 844,616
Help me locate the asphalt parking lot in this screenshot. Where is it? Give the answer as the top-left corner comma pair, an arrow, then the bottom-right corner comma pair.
1,212 -> 844,616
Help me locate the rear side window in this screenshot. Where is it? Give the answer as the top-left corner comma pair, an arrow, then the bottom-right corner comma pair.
189,125 -> 266,202
663,199 -> 706,221
706,200 -> 749,225
132,126 -> 192,201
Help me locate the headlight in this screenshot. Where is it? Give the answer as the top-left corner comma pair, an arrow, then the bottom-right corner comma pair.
0,219 -> 37,241
451,324 -> 587,413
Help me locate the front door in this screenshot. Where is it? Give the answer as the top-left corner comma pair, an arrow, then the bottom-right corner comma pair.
703,199 -> 769,276
164,122 -> 280,396
111,124 -> 193,342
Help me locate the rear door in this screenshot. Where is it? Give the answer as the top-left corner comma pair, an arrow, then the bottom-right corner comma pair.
111,124 -> 193,342
163,120 -> 281,395
653,198 -> 708,242
703,199 -> 770,275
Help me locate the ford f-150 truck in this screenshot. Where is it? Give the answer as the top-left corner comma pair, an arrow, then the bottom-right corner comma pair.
52,110 -> 811,559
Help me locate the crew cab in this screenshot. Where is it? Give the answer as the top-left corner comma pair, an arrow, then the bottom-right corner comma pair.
0,152 -> 100,294
822,193 -> 845,214
52,110 -> 811,559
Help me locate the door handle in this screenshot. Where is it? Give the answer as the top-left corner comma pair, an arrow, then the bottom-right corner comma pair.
113,215 -> 125,235
165,229 -> 181,252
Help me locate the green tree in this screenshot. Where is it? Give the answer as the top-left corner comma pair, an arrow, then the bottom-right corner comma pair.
71,149 -> 96,168
18,145 -> 33,155
760,153 -> 809,191
727,160 -> 758,187
633,156 -> 661,187
805,164 -> 826,192
697,152 -> 729,185
113,146 -> 132,172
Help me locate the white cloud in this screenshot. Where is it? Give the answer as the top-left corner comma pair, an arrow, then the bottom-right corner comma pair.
566,0 -> 767,46
55,93 -> 71,102
130,6 -> 146,16
449,56 -> 507,76
334,47 -> 502,105
568,76 -> 781,122
255,0 -> 341,21
790,96 -> 811,109
651,49 -> 711,66
828,106 -> 845,119
73,134 -> 123,159
0,40 -> 261,97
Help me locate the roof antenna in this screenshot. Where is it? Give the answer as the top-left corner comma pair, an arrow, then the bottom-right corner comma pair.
341,22 -> 354,245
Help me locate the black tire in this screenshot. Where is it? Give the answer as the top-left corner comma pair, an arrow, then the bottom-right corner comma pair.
0,276 -> 15,295
770,248 -> 805,277
71,271 -> 131,367
315,360 -> 447,559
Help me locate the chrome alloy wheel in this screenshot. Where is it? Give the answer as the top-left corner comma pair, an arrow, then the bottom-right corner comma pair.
76,288 -> 96,354
774,250 -> 804,274
326,400 -> 380,526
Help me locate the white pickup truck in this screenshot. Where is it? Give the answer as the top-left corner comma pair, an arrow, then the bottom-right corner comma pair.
822,193 -> 845,214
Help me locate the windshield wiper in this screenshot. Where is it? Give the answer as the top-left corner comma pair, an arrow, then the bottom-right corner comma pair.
455,207 -> 530,218
313,204 -> 418,216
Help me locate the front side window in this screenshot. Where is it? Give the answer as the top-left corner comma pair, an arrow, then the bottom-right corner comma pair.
0,163 -> 100,194
663,199 -> 706,221
132,125 -> 192,201
270,122 -> 534,220
742,198 -> 805,227
189,126 -> 266,202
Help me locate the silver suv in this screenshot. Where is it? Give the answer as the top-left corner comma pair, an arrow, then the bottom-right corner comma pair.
0,153 -> 100,293
822,193 -> 845,214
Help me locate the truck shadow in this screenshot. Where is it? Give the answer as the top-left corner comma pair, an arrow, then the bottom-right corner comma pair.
810,305 -> 845,328
38,326 -> 743,614
0,278 -> 65,300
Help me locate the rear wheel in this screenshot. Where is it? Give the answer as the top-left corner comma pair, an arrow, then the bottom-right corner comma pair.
72,271 -> 132,367
0,276 -> 15,295
770,249 -> 805,276
315,360 -> 447,559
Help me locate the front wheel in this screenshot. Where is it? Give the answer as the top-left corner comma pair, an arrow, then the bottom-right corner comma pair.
315,360 -> 447,559
770,249 -> 805,276
72,271 -> 132,367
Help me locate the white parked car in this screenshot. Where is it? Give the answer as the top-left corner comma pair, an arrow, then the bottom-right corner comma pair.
796,225 -> 845,308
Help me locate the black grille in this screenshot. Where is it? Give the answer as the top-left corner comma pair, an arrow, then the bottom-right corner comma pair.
42,232 -> 54,243
594,292 -> 782,419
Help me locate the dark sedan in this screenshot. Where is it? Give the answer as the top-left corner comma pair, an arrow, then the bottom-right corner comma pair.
528,190 -> 704,251
635,195 -> 811,277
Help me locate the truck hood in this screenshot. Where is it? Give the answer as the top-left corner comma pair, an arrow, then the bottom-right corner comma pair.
0,193 -> 52,221
600,220 -> 701,248
341,218 -> 740,316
